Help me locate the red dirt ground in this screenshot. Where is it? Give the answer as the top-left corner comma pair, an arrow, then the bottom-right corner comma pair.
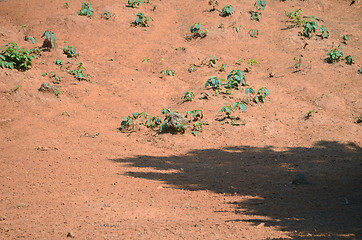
0,0 -> 361,239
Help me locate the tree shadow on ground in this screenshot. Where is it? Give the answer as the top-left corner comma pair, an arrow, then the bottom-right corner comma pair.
109,141 -> 362,239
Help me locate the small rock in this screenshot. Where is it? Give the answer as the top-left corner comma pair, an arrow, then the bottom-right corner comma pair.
0,216 -> 6,221
292,173 -> 311,185
168,112 -> 189,132
38,83 -> 60,95
16,203 -> 28,208
66,232 -> 75,238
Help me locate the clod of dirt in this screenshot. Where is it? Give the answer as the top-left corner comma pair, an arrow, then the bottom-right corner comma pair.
292,173 -> 311,185
38,83 -> 59,95
16,203 -> 28,208
66,232 -> 75,238
168,112 -> 190,132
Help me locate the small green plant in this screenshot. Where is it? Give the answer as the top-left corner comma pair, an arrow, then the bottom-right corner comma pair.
346,55 -> 354,65
143,57 -> 151,63
12,85 -> 22,92
247,59 -> 258,66
285,8 -> 305,27
42,72 -> 47,77
146,116 -> 163,128
218,63 -> 227,72
48,72 -> 63,84
219,103 -> 234,118
177,123 -> 187,134
185,110 -> 203,121
182,91 -> 195,101
120,112 -> 150,131
160,69 -> 175,76
294,56 -> 302,71
305,109 -> 316,120
250,11 -> 262,21
63,46 -> 77,58
201,55 -> 218,67
55,90 -> 62,97
190,23 -> 208,38
41,30 -> 57,50
200,92 -> 211,99
318,25 -> 329,39
226,69 -> 247,89
359,68 -> 362,74
102,10 -> 112,20
126,0 -> 142,8
249,29 -> 259,38
221,5 -> 234,16
343,34 -> 350,44
0,42 -> 36,70
326,46 -> 343,63
303,21 -> 318,38
69,62 -> 92,81
188,64 -> 197,72
254,87 -> 269,103
191,121 -> 208,136
135,13 -> 151,27
55,59 -> 64,65
65,2 -> 70,8
355,115 -> 362,124
254,0 -> 267,10
205,76 -> 224,94
78,2 -> 94,18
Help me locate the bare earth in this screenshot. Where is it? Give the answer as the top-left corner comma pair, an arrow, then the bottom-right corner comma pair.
0,0 -> 361,239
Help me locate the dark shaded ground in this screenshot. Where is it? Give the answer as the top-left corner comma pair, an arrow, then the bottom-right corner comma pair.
111,141 -> 362,239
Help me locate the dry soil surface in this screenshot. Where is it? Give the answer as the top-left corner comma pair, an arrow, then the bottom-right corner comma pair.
0,0 -> 361,239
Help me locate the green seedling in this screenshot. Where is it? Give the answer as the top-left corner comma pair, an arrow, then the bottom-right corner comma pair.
303,21 -> 318,38
218,63 -> 227,72
177,123 -> 187,134
355,115 -> 362,124
254,0 -> 267,10
160,69 -> 175,76
161,108 -> 172,116
294,57 -> 302,71
48,72 -> 62,84
221,5 -> 235,16
219,103 -> 234,118
126,0 -> 142,8
285,8 -> 305,27
200,92 -> 211,99
326,46 -> 343,63
247,59 -> 258,66
209,0 -> 219,11
190,23 -> 208,38
28,37 -> 37,44
249,29 -> 259,38
41,30 -> 57,50
55,59 -> 64,65
236,58 -> 244,65
135,13 -> 151,27
63,46 -> 77,58
0,42 -> 36,70
192,121 -> 208,136
182,91 -> 195,101
201,55 -> 218,67
226,69 -> 247,89
205,76 -> 224,94
55,90 -> 62,97
144,57 -> 151,63
250,11 -> 262,21
254,87 -> 269,103
146,116 -> 163,128
65,2 -> 70,8
305,109 -> 316,120
185,110 -> 203,121
188,64 -> 197,72
346,55 -> 354,65
12,85 -> 22,92
233,102 -> 247,112
359,68 -> 362,74
42,72 -> 47,77
29,48 -> 41,56
68,62 -> 92,81
102,10 -> 112,20
78,2 -> 94,18
343,34 -> 349,44
318,25 -> 329,39
120,111 -> 150,131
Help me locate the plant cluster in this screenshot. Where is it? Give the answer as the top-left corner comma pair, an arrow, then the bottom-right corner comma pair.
102,10 -> 113,20
249,29 -> 259,38
190,23 -> 208,39
0,42 -> 36,70
303,21 -> 329,39
78,2 -> 94,18
160,69 -> 175,76
250,0 -> 266,21
326,46 -> 343,63
63,46 -> 77,58
135,13 -> 151,27
68,62 -> 92,81
285,8 -> 305,27
41,30 -> 57,50
221,5 -> 235,16
182,91 -> 195,101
